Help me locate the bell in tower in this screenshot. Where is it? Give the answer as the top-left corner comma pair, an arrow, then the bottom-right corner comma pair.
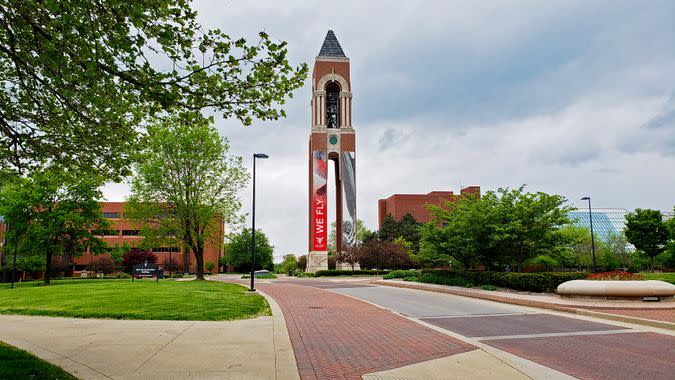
307,30 -> 357,272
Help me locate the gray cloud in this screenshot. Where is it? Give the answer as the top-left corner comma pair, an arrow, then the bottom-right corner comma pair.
103,0 -> 675,261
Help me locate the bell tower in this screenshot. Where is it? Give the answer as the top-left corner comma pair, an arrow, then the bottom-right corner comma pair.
307,30 -> 357,272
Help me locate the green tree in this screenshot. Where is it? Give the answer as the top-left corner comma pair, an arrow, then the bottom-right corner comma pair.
377,213 -> 421,252
604,232 -> 631,270
624,209 -> 669,270
221,228 -> 274,272
489,187 -> 571,270
276,254 -> 298,274
0,170 -> 109,285
125,114 -> 247,280
0,1 -> 307,179
556,225 -> 593,271
418,223 -> 455,268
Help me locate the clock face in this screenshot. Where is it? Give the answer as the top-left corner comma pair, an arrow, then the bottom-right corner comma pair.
329,134 -> 339,145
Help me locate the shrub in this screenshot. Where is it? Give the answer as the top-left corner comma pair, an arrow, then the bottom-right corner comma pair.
121,248 -> 158,273
403,276 -> 418,282
241,273 -> 277,279
86,256 -> 116,274
383,270 -> 418,279
205,261 -> 215,274
481,284 -> 497,291
587,271 -> 645,281
463,282 -> 475,288
418,270 -> 586,292
171,274 -> 184,278
314,269 -> 390,277
116,272 -> 132,279
295,271 -> 314,278
162,258 -> 181,274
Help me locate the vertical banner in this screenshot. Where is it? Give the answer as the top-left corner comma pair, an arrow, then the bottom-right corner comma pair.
341,152 -> 357,248
312,151 -> 328,251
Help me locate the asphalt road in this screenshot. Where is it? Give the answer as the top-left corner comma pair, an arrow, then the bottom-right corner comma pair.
333,284 -> 531,317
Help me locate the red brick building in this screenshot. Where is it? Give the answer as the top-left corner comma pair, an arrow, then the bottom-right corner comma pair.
378,186 -> 480,227
0,202 -> 223,275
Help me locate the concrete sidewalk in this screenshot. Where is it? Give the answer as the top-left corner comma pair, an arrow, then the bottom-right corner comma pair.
375,280 -> 675,330
0,291 -> 298,380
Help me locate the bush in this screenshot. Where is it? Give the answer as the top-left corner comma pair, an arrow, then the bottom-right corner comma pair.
162,258 -> 181,274
241,273 -> 277,279
116,272 -> 131,279
314,269 -> 390,277
205,261 -> 215,274
417,270 -> 586,292
295,270 -> 314,278
481,284 -> 497,291
121,248 -> 158,273
383,270 -> 418,279
403,276 -> 418,281
86,256 -> 116,274
587,271 -> 645,281
171,274 -> 184,278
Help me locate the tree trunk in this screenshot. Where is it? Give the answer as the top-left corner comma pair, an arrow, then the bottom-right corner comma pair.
194,241 -> 205,280
44,250 -> 52,285
182,246 -> 190,274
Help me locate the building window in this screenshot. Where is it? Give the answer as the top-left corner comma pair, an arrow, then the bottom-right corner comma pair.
152,247 -> 180,253
94,229 -> 119,236
122,230 -> 140,236
102,212 -> 120,219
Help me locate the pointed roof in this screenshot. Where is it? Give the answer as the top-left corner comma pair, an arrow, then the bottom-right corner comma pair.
318,30 -> 346,58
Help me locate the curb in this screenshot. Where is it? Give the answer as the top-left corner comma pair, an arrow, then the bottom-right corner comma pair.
375,280 -> 675,331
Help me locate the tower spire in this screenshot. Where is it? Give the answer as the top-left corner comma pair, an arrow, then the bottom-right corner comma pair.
318,30 -> 346,58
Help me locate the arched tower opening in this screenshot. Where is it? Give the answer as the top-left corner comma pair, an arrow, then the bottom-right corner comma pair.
325,82 -> 341,128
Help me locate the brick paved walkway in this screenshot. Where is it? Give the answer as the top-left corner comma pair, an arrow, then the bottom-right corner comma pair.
585,308 -> 675,323
258,283 -> 475,380
484,332 -> 675,380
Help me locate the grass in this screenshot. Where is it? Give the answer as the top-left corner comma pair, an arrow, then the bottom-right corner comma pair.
641,272 -> 675,285
0,341 -> 77,380
0,279 -> 270,320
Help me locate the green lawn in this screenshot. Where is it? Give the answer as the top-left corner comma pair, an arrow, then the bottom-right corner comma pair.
641,272 -> 675,285
0,279 -> 270,320
0,341 -> 77,380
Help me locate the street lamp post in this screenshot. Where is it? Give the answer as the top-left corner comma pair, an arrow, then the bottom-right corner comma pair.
581,197 -> 596,273
250,153 -> 269,292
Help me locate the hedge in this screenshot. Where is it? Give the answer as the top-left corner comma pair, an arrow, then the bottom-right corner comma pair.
412,270 -> 586,293
314,269 -> 390,277
383,270 -> 418,279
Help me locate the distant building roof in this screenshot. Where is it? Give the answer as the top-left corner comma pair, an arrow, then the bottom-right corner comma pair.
318,30 -> 346,58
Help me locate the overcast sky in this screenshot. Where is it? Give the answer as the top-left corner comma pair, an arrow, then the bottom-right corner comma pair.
103,0 -> 675,261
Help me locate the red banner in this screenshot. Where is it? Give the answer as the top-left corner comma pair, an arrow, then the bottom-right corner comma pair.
312,151 -> 327,251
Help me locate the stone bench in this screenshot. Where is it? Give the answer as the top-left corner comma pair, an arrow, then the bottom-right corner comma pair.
557,280 -> 675,301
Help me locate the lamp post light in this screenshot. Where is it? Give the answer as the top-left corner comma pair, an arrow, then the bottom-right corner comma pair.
250,153 -> 269,292
581,197 -> 596,273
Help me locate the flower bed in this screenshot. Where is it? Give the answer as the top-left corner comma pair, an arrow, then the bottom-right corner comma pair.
586,271 -> 645,281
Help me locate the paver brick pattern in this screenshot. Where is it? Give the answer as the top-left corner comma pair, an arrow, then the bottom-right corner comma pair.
259,283 -> 475,380
422,313 -> 627,338
589,308 -> 675,323
484,332 -> 675,380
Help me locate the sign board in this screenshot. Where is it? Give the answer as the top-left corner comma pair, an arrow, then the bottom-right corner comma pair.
132,262 -> 161,281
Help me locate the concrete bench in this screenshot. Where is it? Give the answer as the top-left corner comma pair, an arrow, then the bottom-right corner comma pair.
557,280 -> 675,301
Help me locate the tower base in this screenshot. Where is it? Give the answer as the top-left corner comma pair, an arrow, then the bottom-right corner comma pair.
336,261 -> 361,271
306,251 -> 328,273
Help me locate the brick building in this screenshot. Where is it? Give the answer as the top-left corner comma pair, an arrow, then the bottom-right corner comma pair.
378,186 -> 480,227
0,202 -> 223,275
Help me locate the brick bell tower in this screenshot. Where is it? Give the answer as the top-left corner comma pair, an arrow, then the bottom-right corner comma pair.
307,30 -> 357,272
